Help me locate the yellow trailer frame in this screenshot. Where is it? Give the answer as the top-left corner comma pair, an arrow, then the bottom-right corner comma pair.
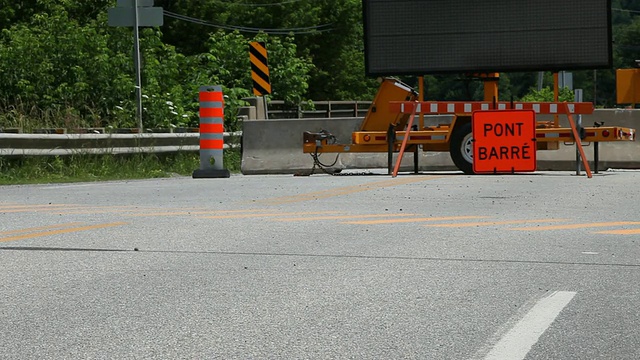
303,77 -> 636,174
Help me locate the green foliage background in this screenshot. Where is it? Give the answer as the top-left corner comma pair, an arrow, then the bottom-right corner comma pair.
1,0 -> 640,131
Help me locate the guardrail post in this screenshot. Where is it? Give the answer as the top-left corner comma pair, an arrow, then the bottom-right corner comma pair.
193,85 -> 231,178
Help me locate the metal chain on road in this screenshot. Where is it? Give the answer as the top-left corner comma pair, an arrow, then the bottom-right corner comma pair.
306,152 -> 377,176
309,151 -> 340,175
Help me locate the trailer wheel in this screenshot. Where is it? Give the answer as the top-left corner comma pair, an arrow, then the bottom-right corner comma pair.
449,122 -> 475,174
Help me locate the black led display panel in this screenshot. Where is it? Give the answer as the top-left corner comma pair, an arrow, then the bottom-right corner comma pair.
363,0 -> 612,76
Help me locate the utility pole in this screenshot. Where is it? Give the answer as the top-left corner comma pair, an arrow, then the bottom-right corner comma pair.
133,0 -> 143,131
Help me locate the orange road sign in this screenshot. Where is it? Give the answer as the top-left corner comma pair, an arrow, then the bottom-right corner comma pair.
616,69 -> 640,104
249,41 -> 271,96
472,110 -> 536,173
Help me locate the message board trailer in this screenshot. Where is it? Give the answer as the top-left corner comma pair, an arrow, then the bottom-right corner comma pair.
303,78 -> 636,175
303,0 -> 633,176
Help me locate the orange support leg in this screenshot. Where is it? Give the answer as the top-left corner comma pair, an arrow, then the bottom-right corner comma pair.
565,103 -> 592,178
392,103 -> 418,177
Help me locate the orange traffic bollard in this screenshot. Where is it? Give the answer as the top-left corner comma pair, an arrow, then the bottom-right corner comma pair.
192,85 -> 231,178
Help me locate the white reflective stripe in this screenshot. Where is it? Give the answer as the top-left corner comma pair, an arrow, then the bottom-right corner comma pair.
401,103 -> 405,113
533,104 -> 541,113
430,103 -> 438,113
542,133 -> 559,138
464,103 -> 472,113
567,104 -> 575,113
447,103 -> 455,113
432,135 -> 446,140
515,104 -> 524,110
393,81 -> 414,93
550,104 -> 558,113
498,103 -> 506,110
416,103 -> 422,113
481,104 -> 489,111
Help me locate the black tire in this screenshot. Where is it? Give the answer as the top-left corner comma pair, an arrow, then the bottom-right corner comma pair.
449,122 -> 475,175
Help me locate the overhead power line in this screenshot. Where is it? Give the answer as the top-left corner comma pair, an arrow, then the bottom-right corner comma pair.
210,0 -> 305,7
612,7 -> 640,14
163,10 -> 333,34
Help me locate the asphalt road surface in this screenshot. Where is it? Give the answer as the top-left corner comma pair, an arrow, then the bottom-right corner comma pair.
1,170 -> 639,359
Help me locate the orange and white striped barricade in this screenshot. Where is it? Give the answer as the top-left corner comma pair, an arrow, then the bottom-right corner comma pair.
192,85 -> 230,178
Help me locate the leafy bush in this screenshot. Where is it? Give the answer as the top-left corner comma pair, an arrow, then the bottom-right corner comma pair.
520,87 -> 576,102
0,6 -> 313,132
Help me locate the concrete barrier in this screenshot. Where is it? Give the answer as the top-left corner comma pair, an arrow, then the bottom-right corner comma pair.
241,109 -> 640,174
241,117 -> 362,175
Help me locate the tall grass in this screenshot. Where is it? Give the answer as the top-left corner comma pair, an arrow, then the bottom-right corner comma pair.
0,98 -> 106,131
0,149 -> 242,185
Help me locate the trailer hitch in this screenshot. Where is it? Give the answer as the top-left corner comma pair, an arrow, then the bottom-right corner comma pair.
303,130 -> 336,147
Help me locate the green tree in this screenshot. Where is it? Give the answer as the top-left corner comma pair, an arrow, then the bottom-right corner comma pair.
187,31 -> 314,127
0,5 -> 134,127
0,0 -> 111,29
0,4 -> 201,129
520,87 -> 575,102
156,0 -> 373,101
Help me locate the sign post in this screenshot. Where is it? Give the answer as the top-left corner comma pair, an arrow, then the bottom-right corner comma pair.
108,0 -> 163,132
472,110 -> 537,174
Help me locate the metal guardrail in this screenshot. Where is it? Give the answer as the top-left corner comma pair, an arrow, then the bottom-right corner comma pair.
0,132 -> 242,156
0,100 -> 372,155
267,100 -> 372,119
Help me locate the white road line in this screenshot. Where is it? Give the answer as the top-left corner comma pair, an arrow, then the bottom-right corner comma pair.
482,291 -> 576,360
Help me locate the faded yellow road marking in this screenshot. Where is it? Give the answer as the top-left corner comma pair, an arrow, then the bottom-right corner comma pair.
272,213 -> 418,221
55,210 -> 126,215
256,176 -> 442,205
0,222 -> 128,243
594,228 -> 640,235
201,211 -> 341,219
0,204 -> 220,216
0,204 -> 78,210
0,222 -> 84,236
425,219 -> 568,228
91,205 -> 211,211
127,209 -> 272,217
511,221 -> 640,231
0,205 -> 85,213
1,207 -> 136,215
31,207 -> 100,213
343,215 -> 487,225
53,206 -> 214,215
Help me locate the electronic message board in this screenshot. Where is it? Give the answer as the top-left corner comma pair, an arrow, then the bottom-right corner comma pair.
363,0 -> 612,76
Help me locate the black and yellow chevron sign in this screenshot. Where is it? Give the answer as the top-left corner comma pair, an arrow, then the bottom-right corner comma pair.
249,41 -> 272,96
